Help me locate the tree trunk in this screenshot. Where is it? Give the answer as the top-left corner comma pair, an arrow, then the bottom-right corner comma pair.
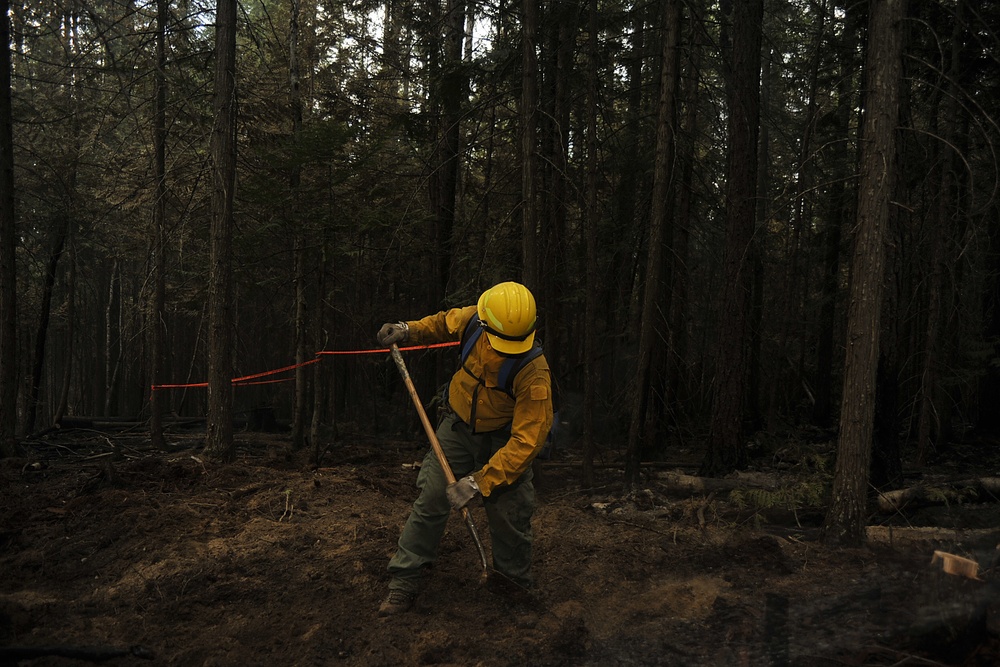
149,0 -> 168,450
939,19 -> 972,447
823,0 -> 904,546
25,5 -> 82,433
861,0 -> 901,494
916,192 -> 944,464
53,236 -> 75,425
24,222 -> 67,434
611,7 -> 645,338
292,241 -> 308,449
290,0 -> 308,451
204,0 -> 238,461
917,7 -> 962,464
766,6 -> 826,431
667,34 -> 700,428
624,0 -> 681,489
431,0 -> 464,303
749,47 -> 770,435
0,0 -> 16,456
520,0 -> 539,290
700,0 -> 763,477
102,260 -> 121,418
582,0 -> 599,490
813,13 -> 856,427
873,311 -> 903,491
538,0 -> 575,380
310,236 -> 328,465
978,204 -> 1000,436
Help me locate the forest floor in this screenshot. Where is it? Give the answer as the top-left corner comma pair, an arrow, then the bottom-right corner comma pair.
1,422 -> 1000,667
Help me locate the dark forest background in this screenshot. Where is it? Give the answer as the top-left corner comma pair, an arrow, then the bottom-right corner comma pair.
1,0 -> 999,542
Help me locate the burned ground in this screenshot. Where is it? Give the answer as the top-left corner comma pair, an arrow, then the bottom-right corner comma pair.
1,428 -> 999,667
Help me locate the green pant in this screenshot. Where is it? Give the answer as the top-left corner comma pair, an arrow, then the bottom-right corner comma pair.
387,412 -> 535,594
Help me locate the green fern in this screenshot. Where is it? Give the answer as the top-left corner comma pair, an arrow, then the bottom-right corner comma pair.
730,480 -> 827,512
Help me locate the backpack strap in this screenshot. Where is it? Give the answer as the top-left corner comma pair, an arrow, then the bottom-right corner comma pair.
460,311 -> 544,399
496,343 -> 544,397
459,314 -> 483,364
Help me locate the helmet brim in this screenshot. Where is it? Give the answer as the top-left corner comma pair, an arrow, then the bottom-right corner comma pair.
486,330 -> 535,355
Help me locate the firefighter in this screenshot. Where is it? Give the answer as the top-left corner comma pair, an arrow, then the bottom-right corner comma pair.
375,282 -> 553,615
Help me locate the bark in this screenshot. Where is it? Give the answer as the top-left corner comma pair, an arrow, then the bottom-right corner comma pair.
700,0 -> 763,477
823,0 -> 905,546
204,0 -> 238,461
625,0 -> 681,489
864,0 -> 901,493
0,0 -> 17,455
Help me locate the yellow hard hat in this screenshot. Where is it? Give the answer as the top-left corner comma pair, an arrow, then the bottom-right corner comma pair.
477,282 -> 537,355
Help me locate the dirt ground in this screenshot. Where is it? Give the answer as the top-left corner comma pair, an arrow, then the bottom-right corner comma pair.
1,425 -> 999,667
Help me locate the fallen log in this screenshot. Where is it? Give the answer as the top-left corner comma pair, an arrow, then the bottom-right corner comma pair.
876,477 -> 1000,514
27,416 -> 205,438
540,460 -> 700,471
866,524 -> 1000,545
652,470 -> 782,496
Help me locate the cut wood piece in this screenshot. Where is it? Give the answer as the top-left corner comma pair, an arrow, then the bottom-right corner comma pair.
931,550 -> 981,580
865,525 -> 1000,544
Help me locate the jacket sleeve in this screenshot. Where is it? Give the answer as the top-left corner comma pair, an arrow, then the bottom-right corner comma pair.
472,362 -> 553,496
405,306 -> 477,344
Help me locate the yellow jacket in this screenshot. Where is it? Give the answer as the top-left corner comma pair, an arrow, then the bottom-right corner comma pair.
406,306 -> 553,496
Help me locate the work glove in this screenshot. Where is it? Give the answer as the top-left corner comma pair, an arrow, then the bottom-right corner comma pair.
377,321 -> 409,347
446,475 -> 480,510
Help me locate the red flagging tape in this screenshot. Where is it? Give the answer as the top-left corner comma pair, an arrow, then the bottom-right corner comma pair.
151,341 -> 459,391
315,341 -> 459,355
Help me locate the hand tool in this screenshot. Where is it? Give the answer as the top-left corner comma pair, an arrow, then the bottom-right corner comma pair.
390,344 -> 489,578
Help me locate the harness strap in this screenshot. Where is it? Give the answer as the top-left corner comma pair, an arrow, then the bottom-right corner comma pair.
456,314 -> 543,433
